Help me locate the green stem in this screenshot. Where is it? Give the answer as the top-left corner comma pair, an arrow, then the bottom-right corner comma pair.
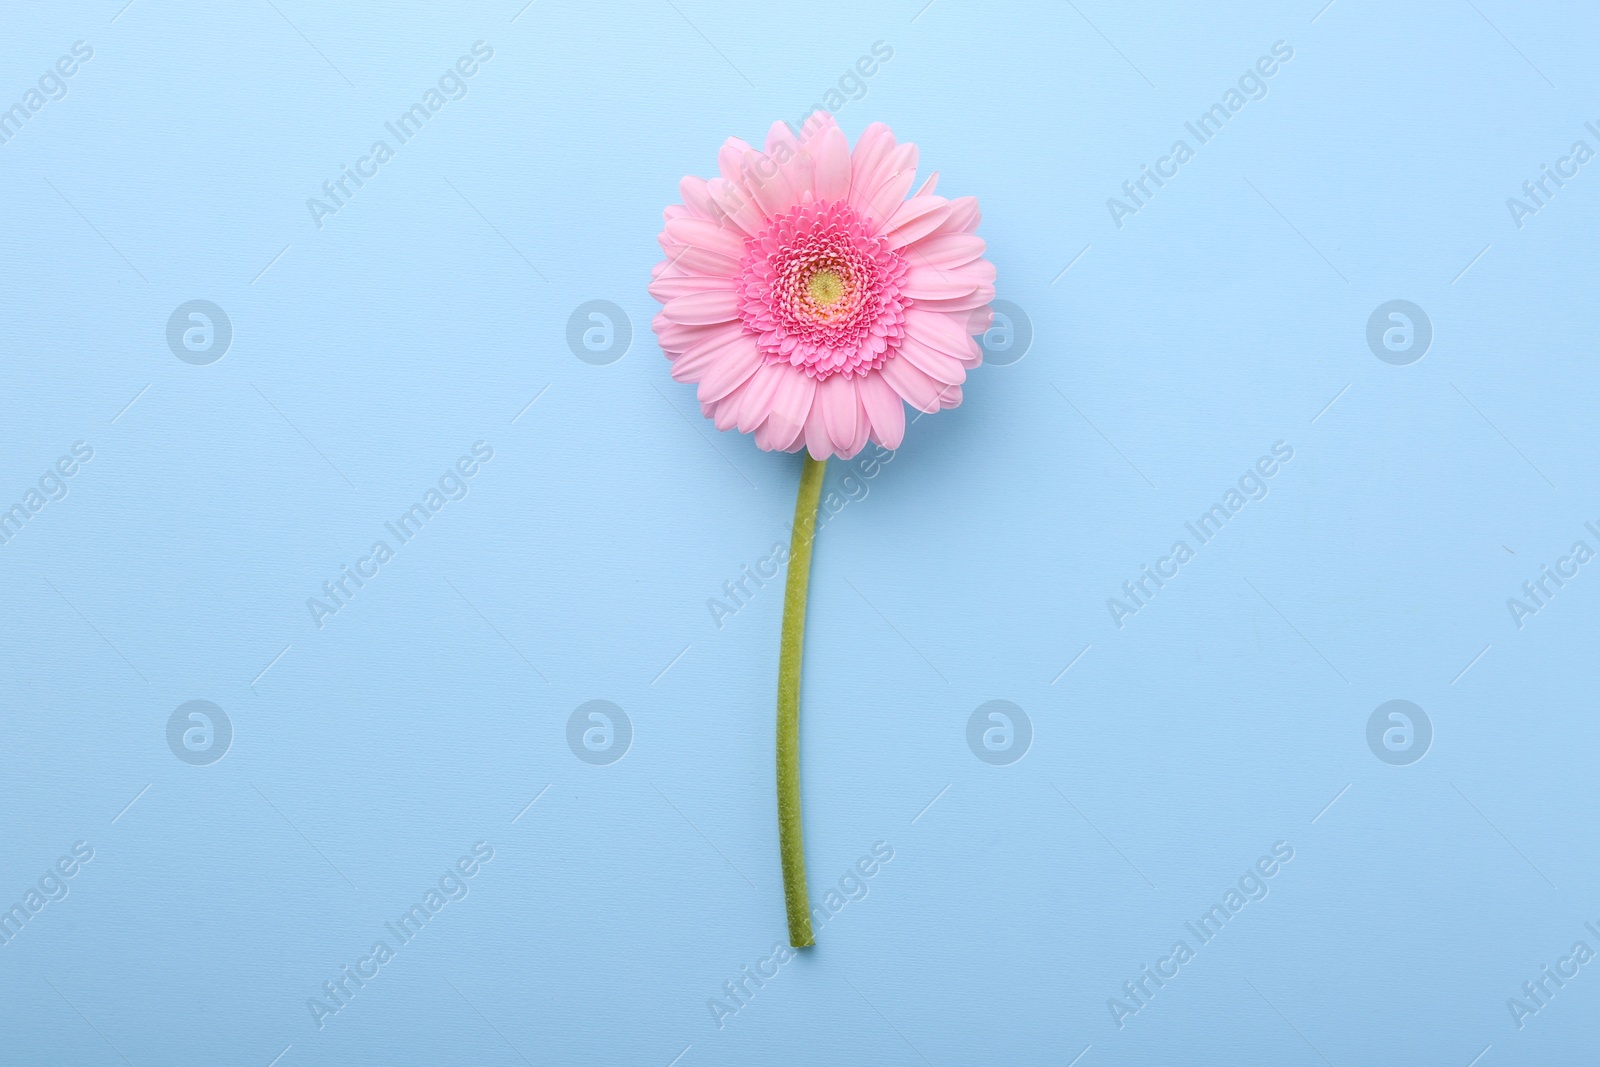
778,453 -> 826,948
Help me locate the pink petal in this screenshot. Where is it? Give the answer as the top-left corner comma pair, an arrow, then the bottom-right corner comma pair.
856,370 -> 906,449
767,367 -> 817,441
735,362 -> 787,432
664,289 -> 740,325
844,390 -> 873,458
696,335 -> 763,403
910,285 -> 995,315
848,123 -> 897,212
819,373 -> 859,454
803,398 -> 832,459
904,307 -> 981,360
661,244 -> 741,277
707,177 -> 764,235
895,334 -> 967,386
900,232 -> 986,269
811,125 -> 852,203
884,196 -> 952,248
679,176 -> 723,222
653,315 -> 732,354
755,403 -> 807,452
659,241 -> 739,275
787,152 -> 817,204
717,137 -> 755,188
798,111 -> 838,144
669,350 -> 714,384
944,195 -> 982,233
740,148 -> 796,217
862,143 -> 919,228
670,324 -> 749,382
880,352 -> 945,413
765,120 -> 799,157
901,263 -> 978,301
664,216 -> 747,259
648,273 -> 738,302
961,258 -> 998,286
709,393 -> 741,431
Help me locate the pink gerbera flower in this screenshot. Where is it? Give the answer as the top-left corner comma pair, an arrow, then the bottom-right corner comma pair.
650,113 -> 995,459
651,115 -> 999,950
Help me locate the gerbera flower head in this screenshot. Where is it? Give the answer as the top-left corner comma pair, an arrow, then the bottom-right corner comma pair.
650,114 -> 996,460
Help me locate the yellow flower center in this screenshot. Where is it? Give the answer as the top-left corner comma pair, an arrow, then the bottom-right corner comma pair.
807,268 -> 845,308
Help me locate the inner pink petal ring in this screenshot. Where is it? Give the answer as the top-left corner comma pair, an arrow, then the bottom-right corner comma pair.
737,200 -> 909,381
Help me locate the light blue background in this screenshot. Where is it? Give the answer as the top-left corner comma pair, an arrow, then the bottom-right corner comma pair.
3,0 -> 1598,1063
